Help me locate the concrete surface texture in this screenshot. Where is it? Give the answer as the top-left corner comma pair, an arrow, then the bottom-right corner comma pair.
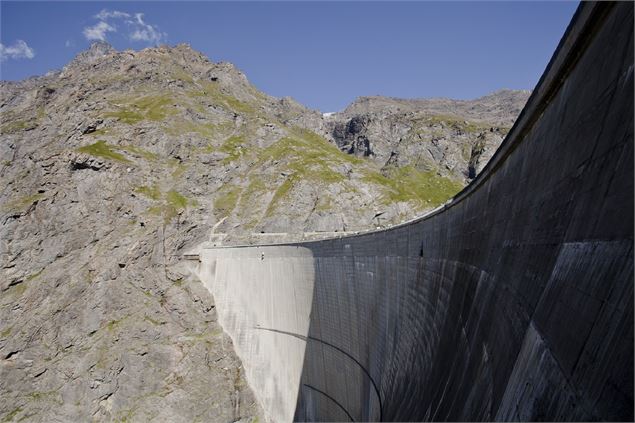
196,2 -> 633,421
198,246 -> 317,423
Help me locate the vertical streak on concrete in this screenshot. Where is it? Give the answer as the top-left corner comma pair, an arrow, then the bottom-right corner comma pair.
198,2 -> 633,422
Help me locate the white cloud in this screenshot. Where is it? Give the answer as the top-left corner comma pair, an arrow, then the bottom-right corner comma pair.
0,40 -> 35,61
65,39 -> 74,48
95,9 -> 130,20
82,9 -> 165,45
83,21 -> 116,41
128,13 -> 165,45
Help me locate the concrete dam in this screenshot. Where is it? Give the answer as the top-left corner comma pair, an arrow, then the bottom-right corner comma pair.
193,2 -> 634,421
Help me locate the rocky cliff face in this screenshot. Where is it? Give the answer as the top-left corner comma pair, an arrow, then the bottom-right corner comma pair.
0,42 -> 527,421
323,90 -> 530,181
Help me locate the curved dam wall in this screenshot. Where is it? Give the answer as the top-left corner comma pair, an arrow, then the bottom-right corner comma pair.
196,2 -> 633,422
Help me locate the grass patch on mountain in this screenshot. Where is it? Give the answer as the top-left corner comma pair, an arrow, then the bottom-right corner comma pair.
187,82 -> 257,116
264,178 -> 296,218
278,134 -> 351,166
26,390 -> 62,404
364,165 -> 462,208
147,204 -> 178,223
243,177 -> 267,198
118,145 -> 158,161
259,131 -> 358,177
0,119 -> 35,134
104,109 -> 144,125
166,190 -> 191,208
235,177 -> 268,210
135,185 -> 162,201
171,68 -> 195,84
219,135 -> 248,163
78,141 -> 158,164
165,119 -> 219,138
213,185 -> 240,218
216,176 -> 272,221
224,95 -> 256,115
291,127 -> 364,163
77,141 -> 131,163
257,129 -> 363,216
1,193 -> 44,213
0,108 -> 42,134
139,187 -> 196,223
170,161 -> 188,178
105,95 -> 177,124
425,114 -> 491,134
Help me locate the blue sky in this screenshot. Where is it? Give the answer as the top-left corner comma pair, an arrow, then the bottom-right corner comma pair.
1,1 -> 579,111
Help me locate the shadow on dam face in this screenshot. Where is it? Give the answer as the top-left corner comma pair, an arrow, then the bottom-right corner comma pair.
196,2 -> 634,422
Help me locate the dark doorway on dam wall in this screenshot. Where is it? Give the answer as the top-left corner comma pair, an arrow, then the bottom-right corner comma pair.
290,2 -> 634,421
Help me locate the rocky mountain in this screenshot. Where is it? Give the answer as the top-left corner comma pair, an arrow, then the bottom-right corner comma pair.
324,90 -> 529,180
0,42 -> 527,422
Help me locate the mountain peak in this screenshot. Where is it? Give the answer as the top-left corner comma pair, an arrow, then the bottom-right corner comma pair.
67,41 -> 116,68
88,40 -> 115,54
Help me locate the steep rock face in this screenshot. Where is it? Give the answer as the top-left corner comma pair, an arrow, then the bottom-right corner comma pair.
331,116 -> 375,156
324,90 -> 530,181
0,42 -> 525,421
